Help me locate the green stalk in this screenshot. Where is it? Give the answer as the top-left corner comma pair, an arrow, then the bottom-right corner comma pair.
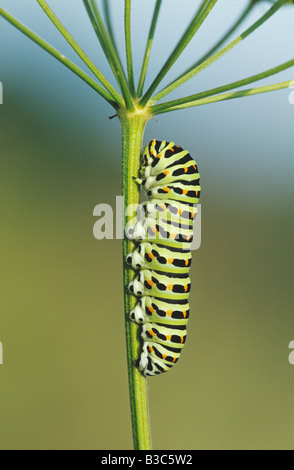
83,1 -> 113,64
36,0 -> 124,106
137,0 -> 163,97
0,8 -> 117,107
125,0 -> 136,97
102,0 -> 119,54
139,0 -> 219,107
152,0 -> 287,104
178,0 -> 256,80
86,0 -> 134,111
151,59 -> 294,114
119,108 -> 152,450
152,79 -> 294,114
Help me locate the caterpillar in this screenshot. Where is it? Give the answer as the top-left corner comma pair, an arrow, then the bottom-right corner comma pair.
126,140 -> 200,376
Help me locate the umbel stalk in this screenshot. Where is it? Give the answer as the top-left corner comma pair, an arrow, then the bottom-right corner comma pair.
119,108 -> 152,450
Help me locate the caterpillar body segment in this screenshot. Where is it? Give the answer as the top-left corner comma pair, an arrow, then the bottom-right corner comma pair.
141,323 -> 187,348
146,183 -> 200,205
127,140 -> 200,376
142,342 -> 182,366
142,163 -> 200,191
129,269 -> 191,300
130,296 -> 190,325
126,242 -> 192,274
126,216 -> 194,249
141,200 -> 197,227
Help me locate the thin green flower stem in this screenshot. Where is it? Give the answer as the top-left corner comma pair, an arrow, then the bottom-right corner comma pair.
36,0 -> 124,106
151,0 -> 287,104
83,1 -> 112,64
125,0 -> 136,97
137,0 -> 163,97
86,0 -> 134,111
102,0 -> 119,55
178,0 -> 256,81
152,79 -> 294,114
119,109 -> 152,450
88,1 -> 133,110
139,0 -> 219,107
197,0 -> 211,11
0,8 -> 117,107
151,59 -> 294,114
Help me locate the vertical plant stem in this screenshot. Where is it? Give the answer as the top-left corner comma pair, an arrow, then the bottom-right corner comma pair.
86,0 -> 134,111
102,0 -> 119,54
137,0 -> 163,97
125,0 -> 136,96
119,108 -> 152,450
83,1 -> 115,65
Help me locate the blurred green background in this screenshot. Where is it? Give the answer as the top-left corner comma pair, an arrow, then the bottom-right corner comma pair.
0,0 -> 293,450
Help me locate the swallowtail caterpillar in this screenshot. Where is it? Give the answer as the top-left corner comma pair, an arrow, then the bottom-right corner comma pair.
127,140 -> 200,376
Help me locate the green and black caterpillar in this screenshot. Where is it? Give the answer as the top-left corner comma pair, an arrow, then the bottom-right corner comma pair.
127,140 -> 200,376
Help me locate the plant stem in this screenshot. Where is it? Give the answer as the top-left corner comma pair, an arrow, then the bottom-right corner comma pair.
137,0 -> 163,97
102,0 -> 118,54
139,0 -> 219,107
177,0 -> 256,81
85,0 -> 134,111
151,0 -> 287,104
36,0 -> 124,106
83,1 -> 113,63
125,0 -> 136,97
0,8 -> 117,107
152,79 -> 294,114
119,107 -> 152,450
151,59 -> 294,114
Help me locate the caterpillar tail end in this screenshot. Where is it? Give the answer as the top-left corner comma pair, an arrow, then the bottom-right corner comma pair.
135,349 -> 168,377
